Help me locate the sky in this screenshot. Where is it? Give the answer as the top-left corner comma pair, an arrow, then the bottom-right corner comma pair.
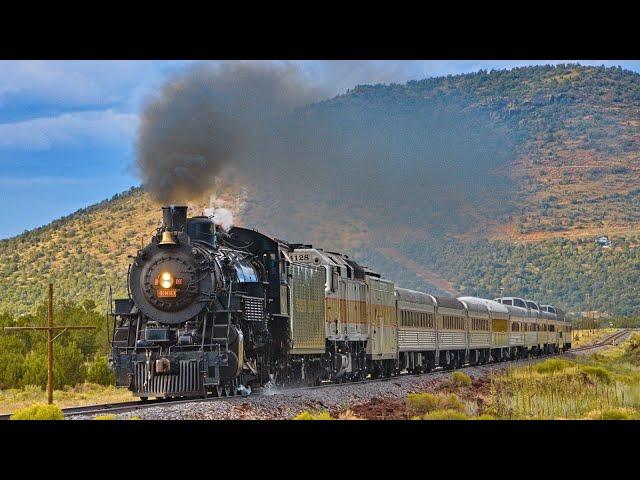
1,59 -> 639,239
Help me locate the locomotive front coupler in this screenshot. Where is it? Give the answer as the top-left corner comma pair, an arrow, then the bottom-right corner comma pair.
155,357 -> 172,374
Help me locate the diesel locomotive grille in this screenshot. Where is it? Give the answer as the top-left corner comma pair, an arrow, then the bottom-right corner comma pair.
242,296 -> 264,322
134,360 -> 202,396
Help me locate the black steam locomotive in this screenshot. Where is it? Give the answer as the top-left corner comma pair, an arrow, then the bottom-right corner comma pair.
109,205 -> 293,397
110,205 -> 571,399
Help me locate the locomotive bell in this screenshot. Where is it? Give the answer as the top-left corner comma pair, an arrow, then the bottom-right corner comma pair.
159,230 -> 178,246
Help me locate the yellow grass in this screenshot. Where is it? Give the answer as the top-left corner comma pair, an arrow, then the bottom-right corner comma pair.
293,410 -> 333,420
485,333 -> 640,419
572,328 -> 617,348
10,403 -> 64,420
0,383 -> 134,415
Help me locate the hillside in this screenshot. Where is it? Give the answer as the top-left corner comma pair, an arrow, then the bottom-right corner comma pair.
313,64 -> 640,239
1,64 -> 639,317
0,186 -> 242,314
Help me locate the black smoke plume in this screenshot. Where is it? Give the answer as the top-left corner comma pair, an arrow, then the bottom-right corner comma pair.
136,61 -> 514,237
135,62 -> 327,204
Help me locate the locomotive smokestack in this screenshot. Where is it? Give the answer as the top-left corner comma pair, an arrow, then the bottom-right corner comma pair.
162,205 -> 188,232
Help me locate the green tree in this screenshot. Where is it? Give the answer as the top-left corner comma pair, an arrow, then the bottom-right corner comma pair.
22,350 -> 47,388
86,357 -> 115,386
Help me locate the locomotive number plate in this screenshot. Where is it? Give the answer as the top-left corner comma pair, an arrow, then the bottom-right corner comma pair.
157,289 -> 177,298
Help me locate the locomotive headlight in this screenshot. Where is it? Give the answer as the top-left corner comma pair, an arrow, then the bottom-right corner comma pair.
160,272 -> 174,289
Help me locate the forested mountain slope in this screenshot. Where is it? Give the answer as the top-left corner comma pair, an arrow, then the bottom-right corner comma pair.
1,64 -> 639,317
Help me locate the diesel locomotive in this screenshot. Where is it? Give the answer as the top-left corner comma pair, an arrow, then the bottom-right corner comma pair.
109,206 -> 571,399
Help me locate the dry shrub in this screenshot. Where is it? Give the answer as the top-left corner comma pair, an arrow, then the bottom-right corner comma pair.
534,359 -> 573,374
579,365 -> 611,384
293,410 -> 333,420
406,392 -> 466,416
475,414 -> 496,420
337,409 -> 362,420
420,409 -> 468,420
452,371 -> 472,387
587,407 -> 638,420
10,403 -> 64,420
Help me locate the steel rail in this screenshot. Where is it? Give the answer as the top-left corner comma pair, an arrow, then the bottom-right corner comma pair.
568,328 -> 630,353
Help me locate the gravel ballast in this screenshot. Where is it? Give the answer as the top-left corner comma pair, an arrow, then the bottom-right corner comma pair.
70,358 -> 554,420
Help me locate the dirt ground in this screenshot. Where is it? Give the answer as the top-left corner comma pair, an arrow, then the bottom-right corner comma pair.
346,373 -> 492,420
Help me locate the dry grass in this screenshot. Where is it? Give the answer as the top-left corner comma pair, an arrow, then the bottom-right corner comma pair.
406,392 -> 467,417
0,383 -> 134,415
336,409 -> 362,420
10,403 -> 64,420
292,410 -> 333,420
484,333 -> 640,419
452,371 -> 472,387
572,328 -> 617,348
419,409 -> 468,420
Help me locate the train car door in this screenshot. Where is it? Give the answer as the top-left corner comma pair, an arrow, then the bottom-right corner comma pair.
365,276 -> 397,360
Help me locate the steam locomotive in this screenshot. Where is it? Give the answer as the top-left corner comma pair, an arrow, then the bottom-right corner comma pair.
109,206 -> 571,399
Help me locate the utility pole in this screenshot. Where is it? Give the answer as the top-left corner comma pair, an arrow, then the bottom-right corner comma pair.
47,284 -> 54,403
4,284 -> 96,404
585,292 -> 591,338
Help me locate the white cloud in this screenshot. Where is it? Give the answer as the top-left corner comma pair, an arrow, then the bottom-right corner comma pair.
0,61 -> 110,107
0,60 -> 637,153
0,176 -> 101,186
0,60 -> 188,110
0,109 -> 138,150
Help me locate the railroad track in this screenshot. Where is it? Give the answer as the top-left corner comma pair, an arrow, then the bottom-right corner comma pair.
568,328 -> 630,353
0,354 -> 561,419
0,398 -> 170,421
1,330 -> 633,420
0,364 -> 510,420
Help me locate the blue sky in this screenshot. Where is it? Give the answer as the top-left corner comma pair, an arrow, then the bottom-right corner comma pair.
1,60 -> 639,239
